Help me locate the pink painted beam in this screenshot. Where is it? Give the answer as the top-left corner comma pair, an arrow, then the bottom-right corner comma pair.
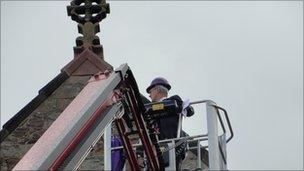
13,64 -> 129,170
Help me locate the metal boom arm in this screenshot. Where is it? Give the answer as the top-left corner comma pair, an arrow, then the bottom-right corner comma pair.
13,64 -> 161,170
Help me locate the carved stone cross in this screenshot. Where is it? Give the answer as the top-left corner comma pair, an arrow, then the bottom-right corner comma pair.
67,0 -> 110,58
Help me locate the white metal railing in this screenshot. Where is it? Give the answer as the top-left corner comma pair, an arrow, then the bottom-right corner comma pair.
103,123 -> 112,170
104,100 -> 232,170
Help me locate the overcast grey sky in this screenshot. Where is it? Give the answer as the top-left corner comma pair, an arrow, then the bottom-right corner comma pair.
1,1 -> 303,170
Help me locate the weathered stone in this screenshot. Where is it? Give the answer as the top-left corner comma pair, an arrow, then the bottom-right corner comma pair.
0,157 -> 8,171
1,142 -> 32,159
0,75 -> 91,169
26,115 -> 44,128
11,127 -> 29,138
46,111 -> 62,121
53,84 -> 83,98
52,76 -> 90,99
25,132 -> 42,144
53,98 -> 74,112
4,157 -> 20,171
80,137 -> 104,170
64,76 -> 91,84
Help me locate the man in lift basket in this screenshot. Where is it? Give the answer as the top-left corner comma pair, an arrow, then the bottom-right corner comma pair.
145,77 -> 194,170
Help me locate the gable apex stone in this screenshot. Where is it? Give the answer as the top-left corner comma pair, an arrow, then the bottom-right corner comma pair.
61,49 -> 113,76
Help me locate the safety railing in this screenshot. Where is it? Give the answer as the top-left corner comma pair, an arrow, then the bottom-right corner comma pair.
212,104 -> 234,143
190,100 -> 233,170
190,100 -> 234,143
104,99 -> 233,170
109,134 -> 209,170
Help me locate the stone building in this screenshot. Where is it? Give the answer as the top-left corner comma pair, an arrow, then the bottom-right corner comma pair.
0,0 -> 209,170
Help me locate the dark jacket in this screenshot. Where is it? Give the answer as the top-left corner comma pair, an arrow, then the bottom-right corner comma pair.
157,95 -> 184,140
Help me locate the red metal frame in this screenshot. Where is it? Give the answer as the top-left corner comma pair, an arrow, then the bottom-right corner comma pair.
115,118 -> 141,170
112,83 -> 162,171
126,89 -> 160,170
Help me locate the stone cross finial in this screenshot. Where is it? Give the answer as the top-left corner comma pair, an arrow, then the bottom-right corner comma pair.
67,0 -> 110,58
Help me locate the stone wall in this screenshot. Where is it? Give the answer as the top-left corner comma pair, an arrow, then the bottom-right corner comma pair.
0,76 -> 90,170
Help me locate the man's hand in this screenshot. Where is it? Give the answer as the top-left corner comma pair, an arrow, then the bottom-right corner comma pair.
185,106 -> 194,117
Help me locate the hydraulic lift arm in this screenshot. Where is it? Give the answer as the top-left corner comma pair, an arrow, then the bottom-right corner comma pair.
13,64 -> 162,171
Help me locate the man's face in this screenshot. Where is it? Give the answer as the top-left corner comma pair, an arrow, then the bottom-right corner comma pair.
149,87 -> 159,102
